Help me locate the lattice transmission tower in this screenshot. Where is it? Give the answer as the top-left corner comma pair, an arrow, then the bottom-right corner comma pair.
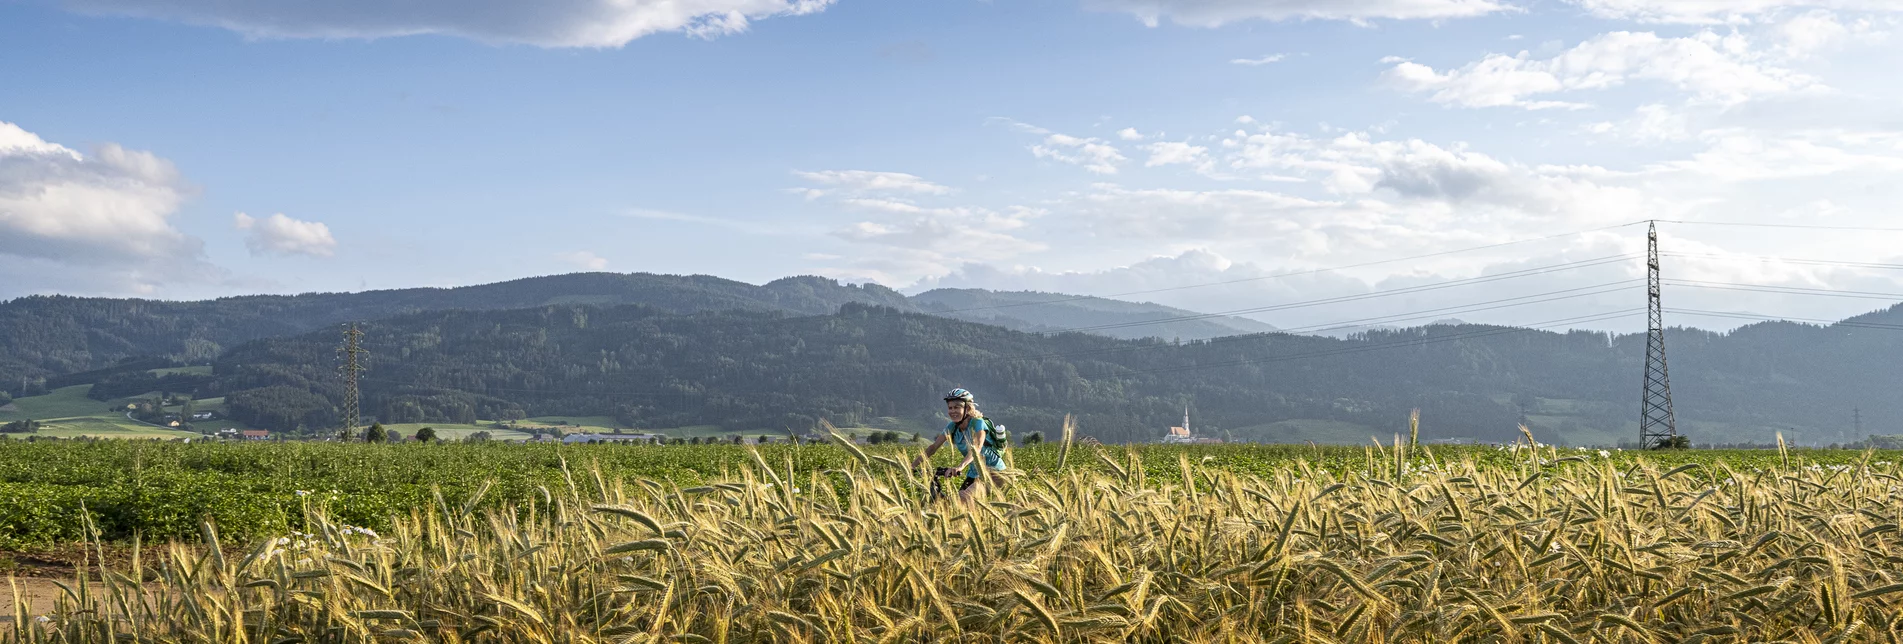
338,323 -> 367,441
1639,221 -> 1678,448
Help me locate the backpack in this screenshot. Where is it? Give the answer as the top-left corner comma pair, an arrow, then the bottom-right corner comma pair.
955,417 -> 1010,451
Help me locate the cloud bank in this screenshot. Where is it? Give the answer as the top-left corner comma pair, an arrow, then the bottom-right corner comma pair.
62,0 -> 835,47
0,120 -> 217,295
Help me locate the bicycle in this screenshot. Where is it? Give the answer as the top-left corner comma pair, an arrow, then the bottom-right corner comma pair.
926,466 -> 968,505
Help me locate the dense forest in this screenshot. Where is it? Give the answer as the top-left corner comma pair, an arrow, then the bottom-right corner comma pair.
27,299 -> 1882,445
0,273 -> 1273,388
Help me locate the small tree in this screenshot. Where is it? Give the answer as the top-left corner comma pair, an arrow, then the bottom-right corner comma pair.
364,423 -> 388,443
466,431 -> 492,443
414,426 -> 437,442
1022,431 -> 1044,446
1652,435 -> 1691,450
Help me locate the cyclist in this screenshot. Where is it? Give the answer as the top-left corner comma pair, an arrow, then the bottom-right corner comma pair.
912,388 -> 1007,504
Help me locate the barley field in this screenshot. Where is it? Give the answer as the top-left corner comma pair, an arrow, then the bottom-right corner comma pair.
9,430 -> 1903,642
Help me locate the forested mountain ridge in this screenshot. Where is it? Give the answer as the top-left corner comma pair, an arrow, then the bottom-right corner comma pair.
171,300 -> 1903,446
0,273 -> 906,387
0,273 -> 1282,387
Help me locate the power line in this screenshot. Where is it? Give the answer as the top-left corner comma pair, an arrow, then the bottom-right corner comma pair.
1108,309 -> 1646,378
1663,308 -> 1903,332
1658,220 -> 1903,233
348,301 -> 1648,399
1049,254 -> 1638,334
904,221 -> 1650,319
1660,252 -> 1903,272
986,280 -> 1642,366
1664,280 -> 1903,301
1267,281 -> 1640,335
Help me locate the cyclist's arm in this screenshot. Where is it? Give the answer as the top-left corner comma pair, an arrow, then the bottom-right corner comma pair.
912,433 -> 949,471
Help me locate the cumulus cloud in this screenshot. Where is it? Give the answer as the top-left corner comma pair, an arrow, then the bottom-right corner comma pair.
1084,0 -> 1513,27
1142,141 -> 1215,172
1383,31 -> 1816,109
555,250 -> 610,270
0,120 -> 222,294
1030,133 -> 1128,174
62,0 -> 834,48
792,170 -> 951,196
1117,127 -> 1146,141
788,170 -> 1045,284
234,212 -> 337,258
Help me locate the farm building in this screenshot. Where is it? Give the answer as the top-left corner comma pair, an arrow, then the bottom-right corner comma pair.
562,433 -> 665,444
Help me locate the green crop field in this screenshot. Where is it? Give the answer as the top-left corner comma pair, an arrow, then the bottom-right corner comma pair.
28,417 -> 200,440
147,365 -> 213,376
4,437 -> 1902,642
0,385 -> 116,423
375,423 -> 535,441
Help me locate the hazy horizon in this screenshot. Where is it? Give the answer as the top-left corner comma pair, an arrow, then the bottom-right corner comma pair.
6,0 -> 1903,334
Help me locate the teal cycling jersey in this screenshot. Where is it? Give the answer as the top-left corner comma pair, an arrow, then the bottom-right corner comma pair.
945,417 -> 1007,478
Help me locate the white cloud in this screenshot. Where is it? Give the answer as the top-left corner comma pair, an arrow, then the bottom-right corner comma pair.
0,120 -> 218,293
1142,141 -> 1214,171
1030,133 -> 1128,174
792,170 -> 951,196
1117,127 -> 1146,141
555,250 -> 610,271
1385,31 -> 1818,109
1084,0 -> 1514,27
1771,9 -> 1889,57
1231,54 -> 1288,65
63,0 -> 834,48
787,170 -> 1045,284
826,205 -> 1047,284
1654,129 -> 1903,180
234,212 -> 337,258
1587,103 -> 1693,143
1565,0 -> 1903,24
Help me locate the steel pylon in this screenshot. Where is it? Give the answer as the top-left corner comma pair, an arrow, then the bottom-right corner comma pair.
1639,221 -> 1678,448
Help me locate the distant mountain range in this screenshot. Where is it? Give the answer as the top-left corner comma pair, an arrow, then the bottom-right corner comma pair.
0,272 -> 1278,384
4,271 -> 1901,447
913,288 -> 1278,340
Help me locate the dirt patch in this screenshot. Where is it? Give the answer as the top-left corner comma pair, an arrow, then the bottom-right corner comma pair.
0,403 -> 17,412
0,542 -> 231,580
0,578 -> 85,619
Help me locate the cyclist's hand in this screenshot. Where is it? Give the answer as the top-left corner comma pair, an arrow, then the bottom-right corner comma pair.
934,467 -> 959,478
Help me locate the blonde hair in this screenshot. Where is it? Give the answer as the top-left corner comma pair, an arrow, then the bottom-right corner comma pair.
950,399 -> 983,420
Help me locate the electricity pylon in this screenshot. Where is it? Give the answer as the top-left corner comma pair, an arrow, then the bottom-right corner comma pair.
338,323 -> 366,441
1639,221 -> 1678,449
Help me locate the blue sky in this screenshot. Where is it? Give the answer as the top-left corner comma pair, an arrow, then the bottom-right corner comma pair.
4,0 -> 1903,332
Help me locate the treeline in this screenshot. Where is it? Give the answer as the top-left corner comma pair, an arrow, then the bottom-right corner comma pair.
173,302 -> 1628,442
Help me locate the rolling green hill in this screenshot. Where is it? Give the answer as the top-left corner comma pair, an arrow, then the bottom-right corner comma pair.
2,274 -> 1281,388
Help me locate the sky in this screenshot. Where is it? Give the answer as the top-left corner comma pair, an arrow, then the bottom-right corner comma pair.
4,0 -> 1903,334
